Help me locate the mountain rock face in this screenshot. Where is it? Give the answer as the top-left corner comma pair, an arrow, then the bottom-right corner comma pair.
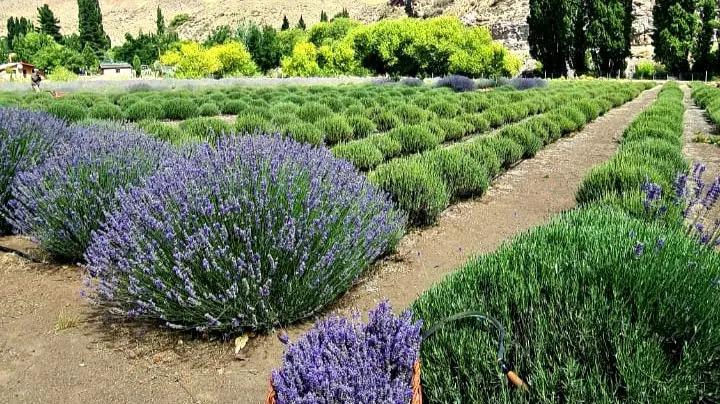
0,0 -> 655,57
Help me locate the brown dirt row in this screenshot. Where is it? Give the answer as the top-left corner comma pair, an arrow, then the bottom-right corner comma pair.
0,85 -> 660,404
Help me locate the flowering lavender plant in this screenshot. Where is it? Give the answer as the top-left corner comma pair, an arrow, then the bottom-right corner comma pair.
84,135 -> 405,331
0,108 -> 69,233
673,163 -> 720,248
435,75 -> 477,92
7,125 -> 176,260
272,301 -> 422,404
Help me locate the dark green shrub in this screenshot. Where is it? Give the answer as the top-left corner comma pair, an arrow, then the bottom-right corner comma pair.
389,125 -> 439,154
373,111 -> 402,132
282,122 -> 324,145
46,101 -> 87,122
124,101 -> 164,121
413,206 -> 720,403
498,125 -> 542,158
422,148 -> 489,199
318,115 -> 353,145
222,100 -> 249,115
180,117 -> 232,141
457,142 -> 502,177
370,158 -> 450,225
298,102 -> 333,123
89,103 -> 124,120
138,120 -> 186,144
368,134 -> 403,160
346,115 -> 377,139
198,102 -> 221,117
483,136 -> 524,168
162,98 -> 199,120
332,141 -> 384,171
392,104 -> 432,125
236,114 -> 270,134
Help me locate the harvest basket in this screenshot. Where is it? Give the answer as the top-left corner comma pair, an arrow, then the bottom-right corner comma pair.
265,360 -> 423,404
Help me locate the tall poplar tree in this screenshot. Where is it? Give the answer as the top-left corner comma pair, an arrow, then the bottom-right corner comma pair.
156,7 -> 166,37
38,4 -> 62,42
693,0 -> 716,73
586,0 -> 633,75
78,0 -> 110,51
653,0 -> 699,73
528,0 -> 579,74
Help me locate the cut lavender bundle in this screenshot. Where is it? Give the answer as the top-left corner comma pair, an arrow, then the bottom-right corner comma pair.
0,108 -> 69,234
7,124 -> 176,260
84,135 -> 406,331
272,301 -> 422,404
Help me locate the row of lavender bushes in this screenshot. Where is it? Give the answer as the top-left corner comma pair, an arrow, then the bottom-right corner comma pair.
0,107 -> 405,334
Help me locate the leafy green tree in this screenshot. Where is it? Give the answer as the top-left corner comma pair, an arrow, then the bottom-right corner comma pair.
11,32 -> 55,61
277,28 -> 308,56
7,17 -> 34,50
281,41 -> 321,76
308,18 -> 359,46
528,0 -> 583,75
653,0 -> 698,73
156,7 -> 166,37
78,0 -> 111,51
63,33 -> 83,52
132,54 -> 141,76
320,11 -> 328,22
238,23 -> 282,72
586,0 -> 632,76
38,4 -> 63,42
693,0 -> 716,73
297,15 -> 306,30
205,25 -> 232,46
113,32 -> 160,65
81,42 -> 98,71
281,15 -> 290,31
333,8 -> 350,19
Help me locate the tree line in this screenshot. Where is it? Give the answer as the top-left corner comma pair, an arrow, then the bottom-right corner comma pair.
529,0 -> 720,76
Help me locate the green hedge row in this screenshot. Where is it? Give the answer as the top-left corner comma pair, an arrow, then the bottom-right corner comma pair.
333,82 -> 639,170
412,205 -> 720,402
370,82 -> 652,225
577,82 -> 686,205
691,83 -> 720,126
412,83 -> 720,402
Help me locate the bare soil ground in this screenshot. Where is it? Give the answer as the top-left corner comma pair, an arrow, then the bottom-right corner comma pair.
682,84 -> 720,177
0,86 -> 659,404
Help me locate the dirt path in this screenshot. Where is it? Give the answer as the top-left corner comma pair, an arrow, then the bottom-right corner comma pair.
682,85 -> 720,176
0,86 -> 660,404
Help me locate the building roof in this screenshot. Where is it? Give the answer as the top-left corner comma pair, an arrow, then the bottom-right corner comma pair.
100,62 -> 132,69
0,61 -> 35,70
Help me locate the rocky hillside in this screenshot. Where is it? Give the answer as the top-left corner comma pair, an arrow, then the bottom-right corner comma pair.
0,0 -> 655,57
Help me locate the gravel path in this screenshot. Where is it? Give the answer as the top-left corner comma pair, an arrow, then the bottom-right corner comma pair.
682,84 -> 720,176
0,86 -> 660,404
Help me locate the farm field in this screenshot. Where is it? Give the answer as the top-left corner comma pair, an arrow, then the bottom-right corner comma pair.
2,79 -> 720,403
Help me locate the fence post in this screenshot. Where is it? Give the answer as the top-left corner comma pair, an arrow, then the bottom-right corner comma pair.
706,71 -> 709,82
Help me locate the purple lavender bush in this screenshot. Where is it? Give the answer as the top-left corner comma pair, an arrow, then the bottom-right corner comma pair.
84,135 -> 406,331
435,75 -> 477,92
272,301 -> 422,404
7,125 -> 176,260
673,163 -> 720,248
0,108 -> 69,234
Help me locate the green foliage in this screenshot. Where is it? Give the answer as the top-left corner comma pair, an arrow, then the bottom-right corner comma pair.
47,101 -> 87,122
281,15 -> 290,31
693,0 -> 716,73
389,125 -> 439,154
345,115 -> 377,138
332,141 -> 384,170
237,23 -> 282,72
198,102 -> 221,117
586,0 -> 633,76
317,115 -> 353,144
281,41 -> 321,77
578,83 -> 685,204
297,102 -> 333,123
221,100 -> 249,115
160,41 -> 257,78
88,103 -> 123,120
235,113 -> 270,134
78,0 -> 111,51
370,157 -> 450,225
124,101 -> 164,122
46,66 -> 77,82
368,134 -> 403,160
653,0 -> 699,73
421,148 -> 489,199
137,120 -> 184,143
528,0 -> 583,74
350,16 -> 520,77
37,4 -> 62,42
372,111 -> 401,132
179,117 -> 232,141
635,60 -> 657,79
281,121 -> 324,145
413,206 -> 720,402
161,98 -> 198,120
296,15 -> 307,30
